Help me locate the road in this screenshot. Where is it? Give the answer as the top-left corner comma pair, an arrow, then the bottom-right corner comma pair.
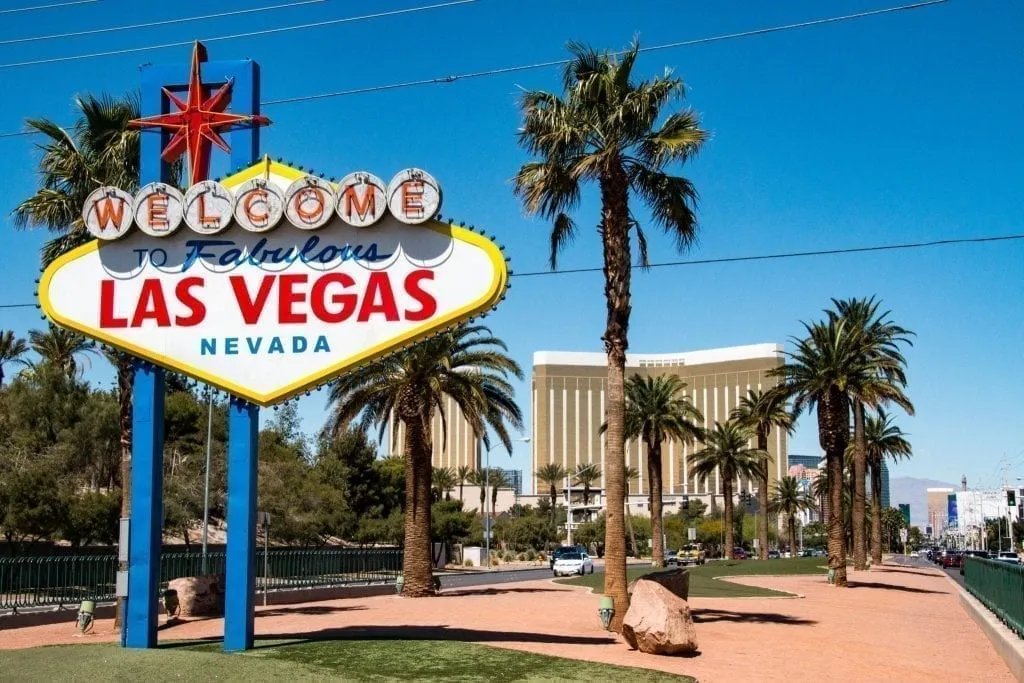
887,553 -> 964,588
437,567 -> 558,590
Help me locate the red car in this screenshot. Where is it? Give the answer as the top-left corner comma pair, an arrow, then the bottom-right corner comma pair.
941,551 -> 963,568
732,547 -> 748,559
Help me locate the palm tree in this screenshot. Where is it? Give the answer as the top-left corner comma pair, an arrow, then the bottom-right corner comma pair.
0,331 -> 29,386
771,476 -> 815,556
690,421 -> 767,560
772,317 -> 875,586
829,297 -> 913,570
573,463 -> 602,506
432,467 -> 457,502
624,465 -> 640,557
327,325 -> 523,597
863,410 -> 911,563
28,325 -> 95,379
536,463 -> 566,522
731,387 -> 793,560
473,469 -> 487,514
489,468 -> 508,514
456,465 -> 472,503
619,374 -> 703,567
514,40 -> 707,630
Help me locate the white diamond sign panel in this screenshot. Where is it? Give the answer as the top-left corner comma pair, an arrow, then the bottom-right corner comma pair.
39,159 -> 508,406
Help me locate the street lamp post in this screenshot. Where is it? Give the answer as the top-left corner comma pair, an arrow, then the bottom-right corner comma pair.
478,435 -> 530,568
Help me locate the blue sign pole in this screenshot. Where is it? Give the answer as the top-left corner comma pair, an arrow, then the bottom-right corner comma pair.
225,398 -> 259,652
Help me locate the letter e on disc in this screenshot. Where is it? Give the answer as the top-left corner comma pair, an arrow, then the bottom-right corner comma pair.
183,180 -> 233,235
83,186 -> 134,240
388,168 -> 441,225
285,176 -> 335,230
133,183 -> 184,237
234,179 -> 284,233
335,172 -> 387,228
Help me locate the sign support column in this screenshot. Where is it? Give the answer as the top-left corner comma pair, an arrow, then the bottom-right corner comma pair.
225,399 -> 259,652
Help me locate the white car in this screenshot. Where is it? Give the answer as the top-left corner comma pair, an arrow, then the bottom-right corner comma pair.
994,552 -> 1021,565
910,551 -> 919,558
553,551 -> 594,576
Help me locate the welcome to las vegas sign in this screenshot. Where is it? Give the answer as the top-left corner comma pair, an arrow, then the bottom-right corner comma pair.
39,158 -> 508,406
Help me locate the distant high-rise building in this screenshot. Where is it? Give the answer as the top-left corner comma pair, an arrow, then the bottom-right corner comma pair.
503,469 -> 523,496
388,403 -> 480,471
788,454 -> 822,470
880,460 -> 891,509
927,487 -> 954,536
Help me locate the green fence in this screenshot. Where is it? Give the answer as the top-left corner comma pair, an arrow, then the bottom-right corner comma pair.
964,556 -> 1024,638
0,547 -> 402,611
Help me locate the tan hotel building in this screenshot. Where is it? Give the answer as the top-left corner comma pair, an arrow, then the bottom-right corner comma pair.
531,343 -> 788,506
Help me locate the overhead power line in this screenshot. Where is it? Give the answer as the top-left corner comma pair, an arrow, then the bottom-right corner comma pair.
0,0 -> 97,14
0,0 -> 327,47
2,231 -> 1020,310
0,0 -> 950,138
0,0 -> 479,70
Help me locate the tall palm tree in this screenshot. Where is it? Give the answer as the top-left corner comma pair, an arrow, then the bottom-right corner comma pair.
472,469 -> 487,514
624,465 -> 640,557
489,468 -> 508,514
456,465 -> 472,503
730,387 -> 792,560
431,467 -> 457,502
327,325 -> 523,597
863,410 -> 911,563
514,40 -> 706,630
829,297 -> 913,570
772,317 -> 875,586
537,463 -> 566,522
771,476 -> 815,556
0,331 -> 29,386
28,325 -> 95,379
573,463 -> 602,506
690,421 -> 766,560
619,374 -> 703,567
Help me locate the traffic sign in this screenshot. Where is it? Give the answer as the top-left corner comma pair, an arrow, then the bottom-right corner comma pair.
899,528 -> 908,543
687,527 -> 696,541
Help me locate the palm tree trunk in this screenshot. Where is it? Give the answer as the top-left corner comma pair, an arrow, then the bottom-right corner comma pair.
648,439 -> 664,567
114,357 -> 132,630
870,459 -> 883,564
599,164 -> 632,633
822,389 -> 849,587
757,429 -> 770,560
549,482 -> 556,523
723,469 -> 735,559
789,514 -> 797,557
401,414 -> 435,597
625,481 -> 638,557
852,401 -> 867,570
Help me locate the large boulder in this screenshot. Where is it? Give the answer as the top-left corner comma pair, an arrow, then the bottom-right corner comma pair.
167,575 -> 224,617
627,567 -> 690,601
621,579 -> 699,656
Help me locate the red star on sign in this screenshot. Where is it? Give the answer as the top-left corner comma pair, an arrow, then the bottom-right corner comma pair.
129,41 -> 270,185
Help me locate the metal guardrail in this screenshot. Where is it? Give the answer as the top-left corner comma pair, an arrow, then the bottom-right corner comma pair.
0,547 -> 402,611
964,555 -> 1024,638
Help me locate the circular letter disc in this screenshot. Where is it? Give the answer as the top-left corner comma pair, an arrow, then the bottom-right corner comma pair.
387,168 -> 442,225
284,176 -> 336,230
82,186 -> 134,240
132,183 -> 184,237
334,172 -> 387,228
183,181 -> 234,235
233,179 -> 285,233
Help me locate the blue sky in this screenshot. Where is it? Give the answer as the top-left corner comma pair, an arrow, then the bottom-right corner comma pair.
1,0 -> 1022,496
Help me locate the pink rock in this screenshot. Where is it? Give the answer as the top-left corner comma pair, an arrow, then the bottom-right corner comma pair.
167,576 -> 224,617
627,568 -> 690,601
621,579 -> 699,656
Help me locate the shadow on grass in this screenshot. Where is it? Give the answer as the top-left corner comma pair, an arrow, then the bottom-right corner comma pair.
691,609 -> 816,626
440,587 -> 564,598
848,581 -> 947,594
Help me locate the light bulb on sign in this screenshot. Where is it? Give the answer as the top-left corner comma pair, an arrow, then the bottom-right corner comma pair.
284,176 -> 335,231
233,178 -> 284,233
133,183 -> 184,237
183,181 -> 233,235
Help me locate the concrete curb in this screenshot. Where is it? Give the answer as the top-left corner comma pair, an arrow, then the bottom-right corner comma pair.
934,567 -> 1024,681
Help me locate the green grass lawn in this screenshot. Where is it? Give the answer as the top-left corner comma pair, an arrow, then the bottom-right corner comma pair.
558,557 -> 827,597
0,640 -> 693,682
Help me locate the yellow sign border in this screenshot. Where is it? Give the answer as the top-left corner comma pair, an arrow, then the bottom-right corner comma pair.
39,160 -> 508,406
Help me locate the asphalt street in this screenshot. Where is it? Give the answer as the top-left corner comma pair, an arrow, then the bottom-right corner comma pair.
437,566 -> 571,590
888,553 -> 964,588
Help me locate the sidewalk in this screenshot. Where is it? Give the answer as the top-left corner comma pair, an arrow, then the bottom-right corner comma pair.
0,563 -> 1011,682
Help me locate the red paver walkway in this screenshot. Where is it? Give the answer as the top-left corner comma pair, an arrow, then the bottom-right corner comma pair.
0,564 -> 1012,682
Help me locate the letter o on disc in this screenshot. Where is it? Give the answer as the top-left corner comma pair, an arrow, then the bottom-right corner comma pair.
387,168 -> 441,225
133,183 -> 184,237
335,172 -> 387,228
284,176 -> 335,230
82,186 -> 134,240
233,179 -> 284,233
183,180 -> 233,235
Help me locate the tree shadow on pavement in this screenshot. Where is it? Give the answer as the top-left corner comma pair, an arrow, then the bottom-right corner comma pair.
848,581 -> 947,594
691,609 -> 816,626
257,605 -> 368,618
249,625 -> 618,648
440,587 -> 565,598
873,567 -> 942,578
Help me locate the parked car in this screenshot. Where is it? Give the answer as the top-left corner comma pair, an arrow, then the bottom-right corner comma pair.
666,550 -> 679,566
767,550 -> 781,559
909,550 -> 919,558
732,547 -> 748,560
548,545 -> 586,569
678,543 -> 706,566
799,548 -> 813,558
553,551 -> 594,576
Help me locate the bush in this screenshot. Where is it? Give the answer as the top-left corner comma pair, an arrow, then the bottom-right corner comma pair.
490,555 -> 500,567
463,558 -> 474,567
517,552 -> 527,561
526,549 -> 537,561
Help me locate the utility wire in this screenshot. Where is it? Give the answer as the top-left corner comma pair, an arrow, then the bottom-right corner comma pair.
0,0 -> 950,137
0,0 -> 97,14
2,231 -> 1020,310
0,0 -> 327,47
264,0 -> 949,106
0,0 -> 479,70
